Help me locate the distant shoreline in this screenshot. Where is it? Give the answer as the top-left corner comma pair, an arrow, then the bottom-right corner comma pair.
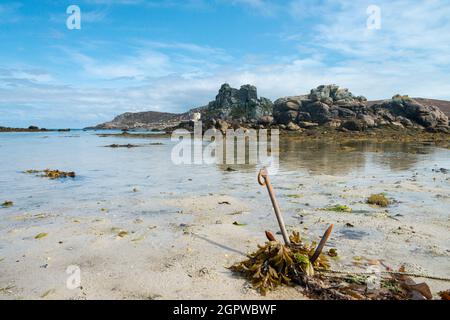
0,126 -> 71,133
0,127 -> 160,133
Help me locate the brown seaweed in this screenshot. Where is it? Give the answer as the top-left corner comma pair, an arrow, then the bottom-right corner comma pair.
25,169 -> 75,179
367,193 -> 390,207
230,232 -> 434,300
230,231 -> 329,295
1,201 -> 13,208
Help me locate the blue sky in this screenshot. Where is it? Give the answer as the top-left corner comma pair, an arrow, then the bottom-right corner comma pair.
1,0 -> 450,128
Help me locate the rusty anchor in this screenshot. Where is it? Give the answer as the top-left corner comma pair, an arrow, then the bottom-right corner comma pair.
258,168 -> 333,261
258,168 -> 291,245
310,224 -> 333,264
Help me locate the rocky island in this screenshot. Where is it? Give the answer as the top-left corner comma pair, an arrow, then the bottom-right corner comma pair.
89,84 -> 450,143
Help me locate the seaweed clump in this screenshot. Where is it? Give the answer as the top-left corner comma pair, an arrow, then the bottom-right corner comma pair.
230,231 -> 436,300
104,144 -> 139,148
230,231 -> 329,295
439,290 -> 450,300
324,204 -> 352,212
1,201 -> 13,208
367,193 -> 390,207
25,169 -> 76,179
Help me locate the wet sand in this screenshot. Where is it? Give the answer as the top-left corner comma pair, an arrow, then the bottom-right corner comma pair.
0,195 -> 306,299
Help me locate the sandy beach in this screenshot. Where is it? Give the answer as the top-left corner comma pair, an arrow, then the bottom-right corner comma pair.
3,0 -> 450,306
1,132 -> 449,299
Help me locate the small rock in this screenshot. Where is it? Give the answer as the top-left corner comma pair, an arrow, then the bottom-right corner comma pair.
345,223 -> 354,227
298,121 -> 319,129
286,122 -> 301,131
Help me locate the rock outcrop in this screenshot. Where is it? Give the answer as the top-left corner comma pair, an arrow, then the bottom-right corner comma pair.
202,83 -> 273,122
273,85 -> 449,132
88,84 -> 272,131
273,85 -> 367,127
372,95 -> 449,131
87,83 -> 450,133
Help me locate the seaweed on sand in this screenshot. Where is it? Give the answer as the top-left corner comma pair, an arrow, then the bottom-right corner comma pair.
230,232 -> 435,300
367,193 -> 390,207
323,204 -> 352,212
230,231 -> 329,295
104,144 -> 139,148
25,169 -> 75,179
1,201 -> 13,208
438,290 -> 450,300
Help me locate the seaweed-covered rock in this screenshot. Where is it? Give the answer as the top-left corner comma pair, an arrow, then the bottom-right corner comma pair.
341,119 -> 366,131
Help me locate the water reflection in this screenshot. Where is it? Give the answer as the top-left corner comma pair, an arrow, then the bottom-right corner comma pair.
213,139 -> 437,176
278,139 -> 436,175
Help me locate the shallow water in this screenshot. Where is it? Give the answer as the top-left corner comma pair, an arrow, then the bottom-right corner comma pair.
1,130 -> 449,225
1,131 -> 449,289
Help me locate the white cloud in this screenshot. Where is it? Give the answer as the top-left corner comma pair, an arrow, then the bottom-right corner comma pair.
310,0 -> 450,65
0,68 -> 54,83
56,40 -> 234,83
67,50 -> 171,80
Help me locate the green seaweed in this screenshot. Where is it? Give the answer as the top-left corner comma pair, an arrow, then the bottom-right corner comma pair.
327,248 -> 338,257
367,193 -> 390,207
344,274 -> 368,285
286,194 -> 304,199
118,230 -> 128,237
34,232 -> 48,239
323,204 -> 352,213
